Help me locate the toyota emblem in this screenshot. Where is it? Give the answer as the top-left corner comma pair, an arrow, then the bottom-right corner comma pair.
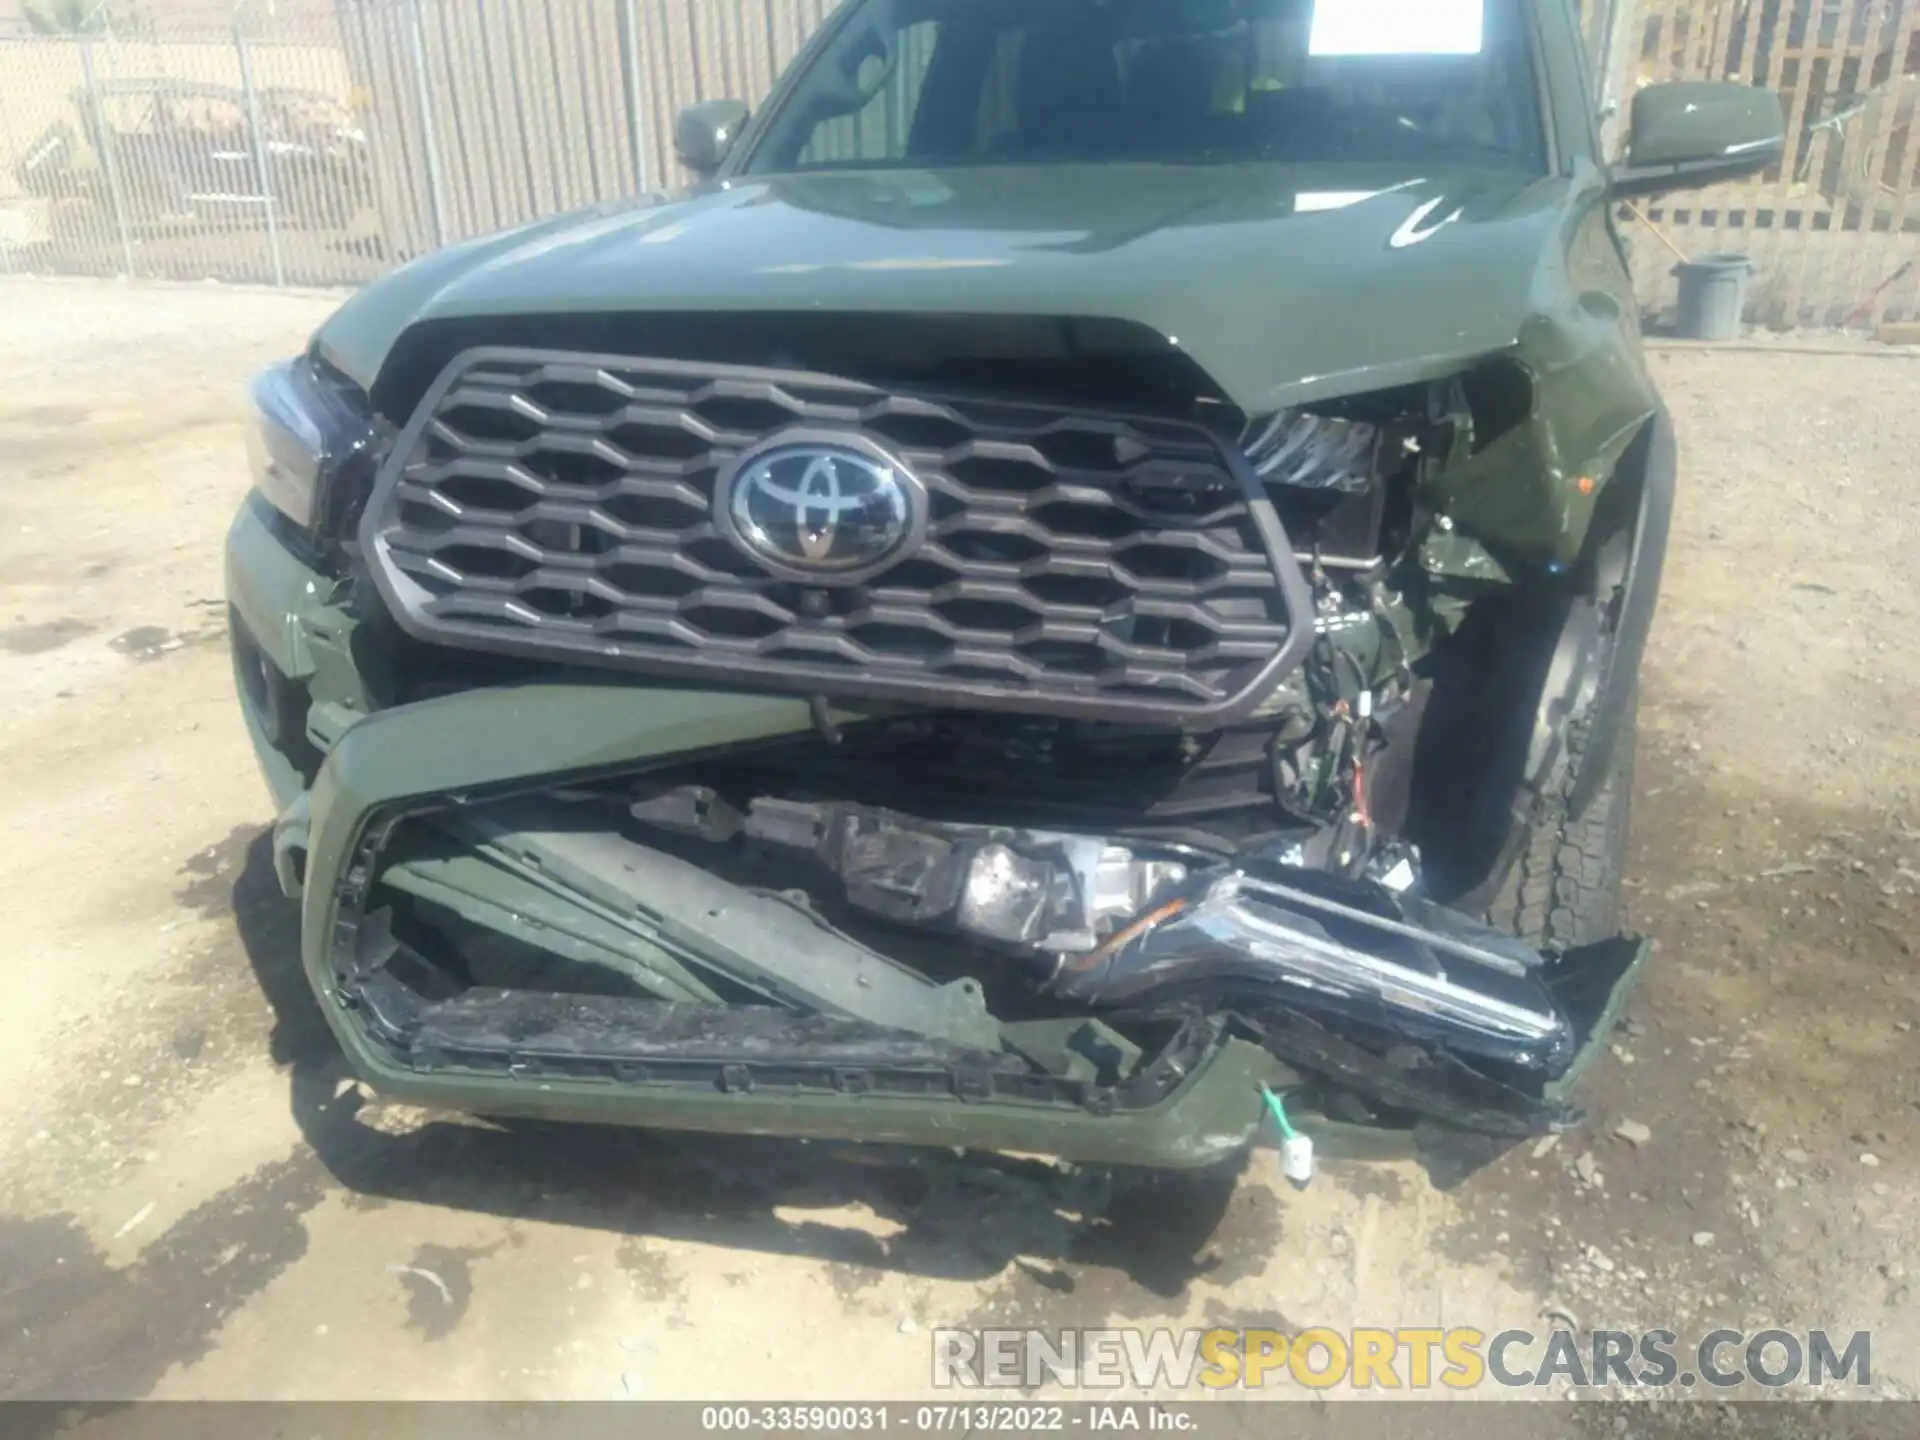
716,432 -> 924,582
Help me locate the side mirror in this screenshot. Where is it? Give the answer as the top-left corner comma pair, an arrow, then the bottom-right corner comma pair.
1611,82 -> 1785,198
674,100 -> 750,179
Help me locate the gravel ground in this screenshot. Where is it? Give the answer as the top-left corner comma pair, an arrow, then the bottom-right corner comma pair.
0,276 -> 1915,1410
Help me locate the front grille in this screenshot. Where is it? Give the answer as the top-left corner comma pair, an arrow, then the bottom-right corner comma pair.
361,347 -> 1310,724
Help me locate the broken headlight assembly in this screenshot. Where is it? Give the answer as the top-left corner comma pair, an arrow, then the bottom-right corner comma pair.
244,356 -> 381,538
1237,393 -> 1444,568
635,790 -> 1196,956
1242,410 -> 1383,493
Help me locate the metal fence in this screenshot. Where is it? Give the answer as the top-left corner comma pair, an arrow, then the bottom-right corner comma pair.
0,0 -> 842,287
0,9 -> 377,285
0,0 -> 1915,326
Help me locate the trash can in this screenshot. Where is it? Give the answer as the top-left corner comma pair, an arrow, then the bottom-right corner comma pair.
1672,253 -> 1754,341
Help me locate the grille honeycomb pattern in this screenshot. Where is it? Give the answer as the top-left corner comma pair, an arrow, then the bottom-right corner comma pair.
362,348 -> 1306,723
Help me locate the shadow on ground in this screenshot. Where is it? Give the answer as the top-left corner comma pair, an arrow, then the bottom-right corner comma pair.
226,833 -> 1276,1300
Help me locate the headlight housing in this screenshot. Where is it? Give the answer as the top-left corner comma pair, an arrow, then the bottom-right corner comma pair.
244,357 -> 379,537
1241,411 -> 1383,493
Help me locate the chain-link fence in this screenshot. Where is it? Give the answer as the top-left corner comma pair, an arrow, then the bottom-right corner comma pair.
0,0 -> 840,287
1,6 -> 374,284
1,0 -> 1915,326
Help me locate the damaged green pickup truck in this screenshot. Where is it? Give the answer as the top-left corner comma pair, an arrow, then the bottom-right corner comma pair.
227,0 -> 1783,1170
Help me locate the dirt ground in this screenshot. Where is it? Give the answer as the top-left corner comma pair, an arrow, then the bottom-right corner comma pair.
0,276 -> 1915,1407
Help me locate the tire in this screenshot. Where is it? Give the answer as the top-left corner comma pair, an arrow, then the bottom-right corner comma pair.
1484,691 -> 1635,951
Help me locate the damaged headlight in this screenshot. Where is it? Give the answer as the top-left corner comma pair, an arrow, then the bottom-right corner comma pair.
957,837 -> 1189,951
1241,411 -> 1382,493
636,791 -> 1192,957
244,357 -> 380,535
956,843 -> 1055,943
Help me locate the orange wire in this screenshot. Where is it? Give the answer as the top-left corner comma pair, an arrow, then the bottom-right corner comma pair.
1058,896 -> 1192,972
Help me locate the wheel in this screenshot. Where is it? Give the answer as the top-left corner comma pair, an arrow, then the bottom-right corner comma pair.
1484,690 -> 1635,950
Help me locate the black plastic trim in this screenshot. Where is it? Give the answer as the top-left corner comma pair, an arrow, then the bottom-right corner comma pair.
354,972 -> 1218,1113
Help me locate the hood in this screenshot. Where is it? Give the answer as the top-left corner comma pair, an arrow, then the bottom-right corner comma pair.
315,162 -> 1590,416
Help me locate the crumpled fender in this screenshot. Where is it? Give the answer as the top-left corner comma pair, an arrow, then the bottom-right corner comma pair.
1426,192 -> 1661,572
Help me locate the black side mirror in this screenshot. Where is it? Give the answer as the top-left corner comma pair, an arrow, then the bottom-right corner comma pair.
1610,82 -> 1785,198
674,100 -> 751,179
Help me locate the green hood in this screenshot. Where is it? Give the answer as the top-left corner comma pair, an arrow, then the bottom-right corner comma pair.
315,162 -> 1592,415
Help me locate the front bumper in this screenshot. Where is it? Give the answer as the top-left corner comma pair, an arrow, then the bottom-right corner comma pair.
228,494 -> 1645,1170
227,494 -> 1288,1167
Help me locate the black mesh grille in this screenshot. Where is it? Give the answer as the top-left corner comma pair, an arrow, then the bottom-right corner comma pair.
362,348 -> 1309,724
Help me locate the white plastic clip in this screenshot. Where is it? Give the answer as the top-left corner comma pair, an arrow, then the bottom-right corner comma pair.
1281,1133 -> 1315,1187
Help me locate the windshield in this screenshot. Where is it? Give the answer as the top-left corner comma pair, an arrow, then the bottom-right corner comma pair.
743,0 -> 1547,175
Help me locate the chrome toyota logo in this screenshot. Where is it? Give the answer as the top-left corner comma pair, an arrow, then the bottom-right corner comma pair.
716,433 -> 923,582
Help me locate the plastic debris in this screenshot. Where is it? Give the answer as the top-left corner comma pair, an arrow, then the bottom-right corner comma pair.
1613,1118 -> 1653,1147
386,1263 -> 453,1305
1260,1083 -> 1314,1188
112,1201 -> 156,1240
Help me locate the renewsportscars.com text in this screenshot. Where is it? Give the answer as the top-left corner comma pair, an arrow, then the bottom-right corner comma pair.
932,1327 -> 1872,1391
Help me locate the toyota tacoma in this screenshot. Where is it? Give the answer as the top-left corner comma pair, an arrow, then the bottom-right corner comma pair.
227,0 -> 1783,1169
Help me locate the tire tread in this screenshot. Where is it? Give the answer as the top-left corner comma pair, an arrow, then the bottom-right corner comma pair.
1486,696 -> 1634,950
